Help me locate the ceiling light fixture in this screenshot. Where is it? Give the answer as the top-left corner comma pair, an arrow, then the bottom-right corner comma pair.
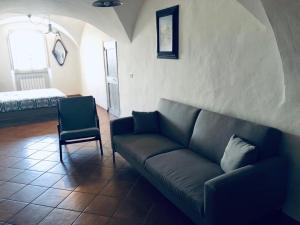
92,0 -> 123,7
27,14 -> 60,37
45,16 -> 61,37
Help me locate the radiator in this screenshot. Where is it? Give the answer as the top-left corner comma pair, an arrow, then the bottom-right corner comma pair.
14,70 -> 50,91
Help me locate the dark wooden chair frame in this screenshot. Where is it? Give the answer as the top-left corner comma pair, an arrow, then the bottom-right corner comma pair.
57,98 -> 103,161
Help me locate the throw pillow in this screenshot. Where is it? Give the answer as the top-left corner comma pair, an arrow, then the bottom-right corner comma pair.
221,134 -> 258,173
132,111 -> 160,134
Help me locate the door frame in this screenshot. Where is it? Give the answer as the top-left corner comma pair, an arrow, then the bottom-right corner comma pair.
103,40 -> 121,117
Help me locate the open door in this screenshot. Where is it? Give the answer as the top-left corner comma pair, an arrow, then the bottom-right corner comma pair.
104,41 -> 120,117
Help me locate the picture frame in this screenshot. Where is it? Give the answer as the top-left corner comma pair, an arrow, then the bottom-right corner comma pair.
156,5 -> 179,59
52,39 -> 68,66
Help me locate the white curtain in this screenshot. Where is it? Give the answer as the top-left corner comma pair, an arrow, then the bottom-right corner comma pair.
9,30 -> 48,71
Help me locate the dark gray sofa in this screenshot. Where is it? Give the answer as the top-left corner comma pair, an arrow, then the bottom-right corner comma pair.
110,98 -> 287,225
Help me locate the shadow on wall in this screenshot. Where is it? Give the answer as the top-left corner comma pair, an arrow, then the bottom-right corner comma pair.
261,0 -> 300,103
237,0 -> 300,221
260,0 -> 300,221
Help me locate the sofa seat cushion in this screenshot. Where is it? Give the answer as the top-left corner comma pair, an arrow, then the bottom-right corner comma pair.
145,149 -> 224,216
113,134 -> 182,165
60,127 -> 100,141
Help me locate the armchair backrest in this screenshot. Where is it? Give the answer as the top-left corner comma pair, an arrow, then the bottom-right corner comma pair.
58,96 -> 98,131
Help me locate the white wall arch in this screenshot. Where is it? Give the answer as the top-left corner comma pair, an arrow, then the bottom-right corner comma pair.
0,0 -> 144,42
0,15 -> 79,46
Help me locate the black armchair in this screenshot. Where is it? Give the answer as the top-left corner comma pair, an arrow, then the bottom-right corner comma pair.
57,96 -> 103,161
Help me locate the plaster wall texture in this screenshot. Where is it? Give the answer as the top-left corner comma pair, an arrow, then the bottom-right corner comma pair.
80,23 -> 113,109
259,0 -> 300,220
51,15 -> 85,46
239,0 -> 300,220
118,0 -> 284,123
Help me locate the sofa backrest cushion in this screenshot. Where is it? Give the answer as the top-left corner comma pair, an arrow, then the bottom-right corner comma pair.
158,99 -> 200,147
189,110 -> 282,164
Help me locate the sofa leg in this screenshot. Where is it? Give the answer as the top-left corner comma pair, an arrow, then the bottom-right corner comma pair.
99,138 -> 103,156
112,149 -> 116,164
59,143 -> 63,162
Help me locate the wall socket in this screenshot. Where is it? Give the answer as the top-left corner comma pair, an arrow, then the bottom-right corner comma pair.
129,73 -> 134,78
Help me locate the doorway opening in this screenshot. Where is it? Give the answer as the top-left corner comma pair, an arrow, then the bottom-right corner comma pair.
103,40 -> 120,117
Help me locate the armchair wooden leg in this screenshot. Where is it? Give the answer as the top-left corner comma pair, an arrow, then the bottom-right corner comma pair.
59,142 -> 63,162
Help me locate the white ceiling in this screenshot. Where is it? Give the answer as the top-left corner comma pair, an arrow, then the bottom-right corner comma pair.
0,0 -> 145,42
115,0 -> 144,40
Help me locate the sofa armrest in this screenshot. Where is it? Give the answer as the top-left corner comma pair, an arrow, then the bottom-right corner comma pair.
204,157 -> 287,225
110,117 -> 134,137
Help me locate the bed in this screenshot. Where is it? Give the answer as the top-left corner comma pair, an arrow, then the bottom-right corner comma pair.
0,88 -> 66,128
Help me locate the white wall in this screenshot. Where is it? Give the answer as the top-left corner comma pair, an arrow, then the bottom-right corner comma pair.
116,0 -> 300,221
118,0 -> 284,121
80,23 -> 113,109
47,32 -> 82,95
0,16 -> 84,95
51,15 -> 84,45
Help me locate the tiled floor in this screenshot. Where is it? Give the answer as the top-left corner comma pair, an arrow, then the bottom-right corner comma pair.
0,108 -> 298,225
0,108 -> 195,225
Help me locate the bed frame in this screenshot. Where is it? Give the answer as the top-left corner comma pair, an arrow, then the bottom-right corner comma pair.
0,107 -> 58,128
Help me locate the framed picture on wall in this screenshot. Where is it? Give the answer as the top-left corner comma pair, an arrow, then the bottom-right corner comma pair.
156,5 -> 179,59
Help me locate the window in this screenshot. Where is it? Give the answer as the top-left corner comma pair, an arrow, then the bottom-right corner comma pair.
9,30 -> 48,71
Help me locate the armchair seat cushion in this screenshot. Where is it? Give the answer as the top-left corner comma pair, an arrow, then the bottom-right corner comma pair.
113,134 -> 182,165
60,127 -> 100,141
145,149 -> 224,218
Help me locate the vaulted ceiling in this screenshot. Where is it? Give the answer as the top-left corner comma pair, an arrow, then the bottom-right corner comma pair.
238,0 -> 300,104
0,0 -> 144,42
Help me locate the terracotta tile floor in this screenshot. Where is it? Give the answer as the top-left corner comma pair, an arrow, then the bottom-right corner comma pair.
0,108 -> 195,225
0,108 -> 296,225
